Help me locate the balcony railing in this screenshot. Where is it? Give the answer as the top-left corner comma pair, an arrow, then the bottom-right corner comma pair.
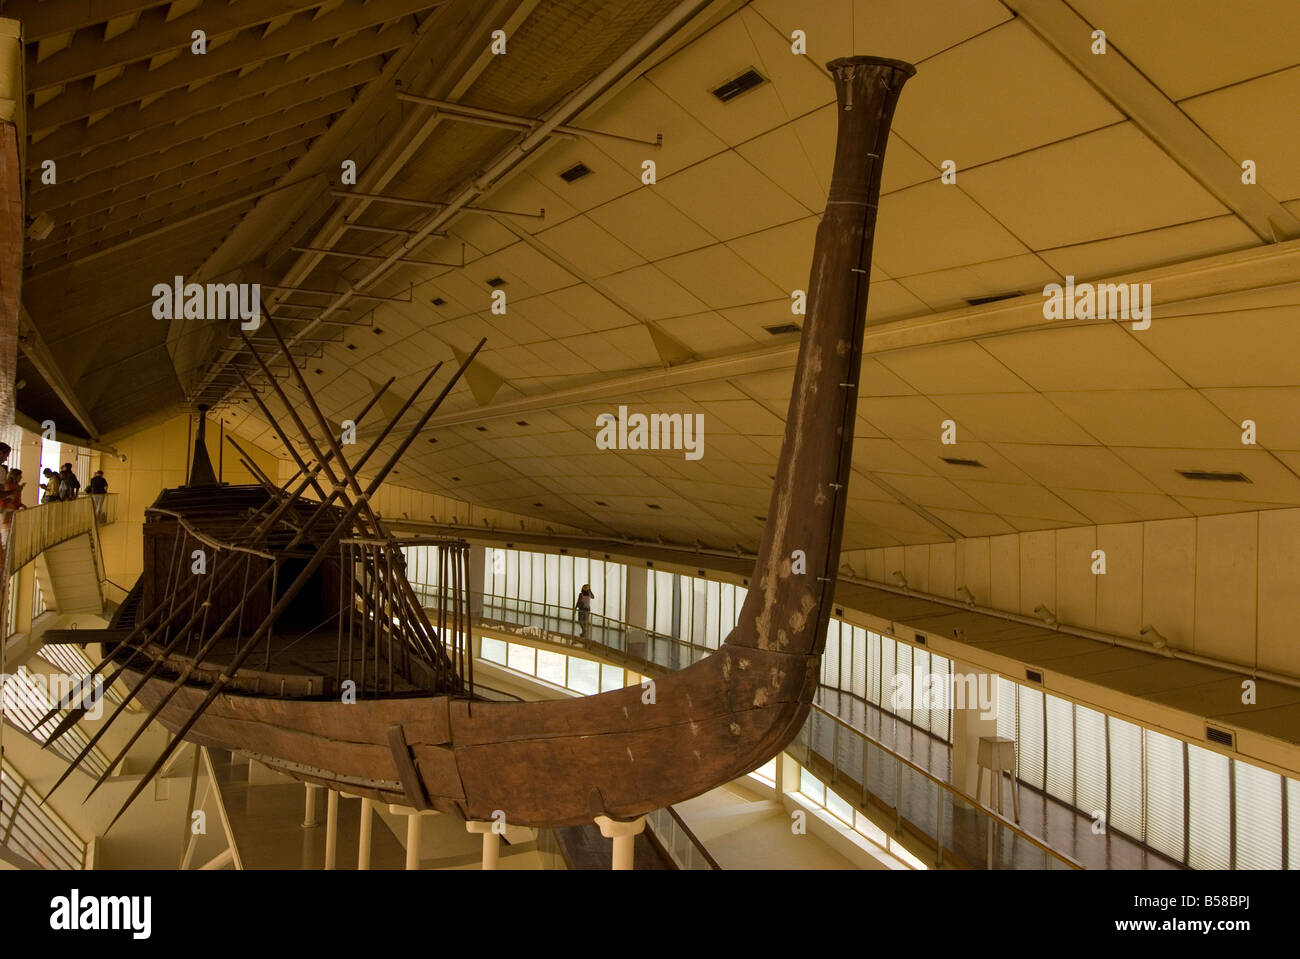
5,493 -> 118,573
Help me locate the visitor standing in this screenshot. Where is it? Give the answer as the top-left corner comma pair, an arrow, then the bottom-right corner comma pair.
42,468 -> 61,503
575,584 -> 595,636
59,463 -> 80,500
89,470 -> 109,523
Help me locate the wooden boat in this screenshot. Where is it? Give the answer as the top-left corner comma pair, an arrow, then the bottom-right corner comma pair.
43,56 -> 916,829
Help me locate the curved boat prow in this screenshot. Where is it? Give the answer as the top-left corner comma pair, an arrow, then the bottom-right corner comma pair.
444,56 -> 916,826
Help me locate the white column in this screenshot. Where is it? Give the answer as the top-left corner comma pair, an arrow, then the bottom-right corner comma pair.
950,660 -> 1001,804
389,804 -> 433,870
358,798 -> 374,870
625,566 -> 649,629
302,783 -> 322,827
465,820 -> 501,870
469,546 -> 486,617
324,789 -> 339,870
595,815 -> 646,871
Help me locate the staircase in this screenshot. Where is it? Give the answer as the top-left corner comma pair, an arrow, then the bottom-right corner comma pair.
34,533 -> 104,616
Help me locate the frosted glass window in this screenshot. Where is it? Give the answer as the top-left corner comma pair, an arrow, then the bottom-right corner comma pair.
567,658 -> 599,696
1234,761 -> 1283,870
600,664 -> 624,692
507,643 -> 535,675
1187,745 -> 1231,870
534,649 -> 566,686
481,637 -> 508,665
1144,730 -> 1185,862
1074,704 -> 1107,818
912,648 -> 931,733
1289,779 -> 1300,869
518,551 -> 532,606
719,586 -> 736,641
996,677 -> 1017,744
800,768 -> 824,805
894,643 -> 912,724
653,572 -> 673,634
929,655 -> 950,740
1108,716 -> 1143,841
558,556 -> 575,611
1045,695 -> 1075,805
604,562 -> 626,621
879,637 -> 895,714
851,627 -> 867,698
855,811 -> 887,846
543,554 -> 561,606
505,550 -> 519,599
823,621 -> 839,689
866,631 -> 881,706
826,788 -> 854,825
1017,686 -> 1045,791
704,581 -> 721,647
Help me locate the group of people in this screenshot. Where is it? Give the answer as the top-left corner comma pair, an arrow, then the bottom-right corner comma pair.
40,462 -> 83,503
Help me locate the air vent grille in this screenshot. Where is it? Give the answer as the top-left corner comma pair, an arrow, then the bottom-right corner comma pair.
711,68 -> 766,102
914,632 -> 927,646
941,457 -> 985,468
1178,470 -> 1250,483
1206,726 -> 1235,748
764,323 -> 801,335
967,291 -> 1022,306
486,276 -> 506,287
559,162 -> 592,182
1025,669 -> 1044,684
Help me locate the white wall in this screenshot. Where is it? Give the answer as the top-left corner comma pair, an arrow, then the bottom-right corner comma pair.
845,507 -> 1300,678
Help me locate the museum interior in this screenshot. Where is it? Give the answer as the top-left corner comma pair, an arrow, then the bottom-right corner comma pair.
0,0 -> 1298,873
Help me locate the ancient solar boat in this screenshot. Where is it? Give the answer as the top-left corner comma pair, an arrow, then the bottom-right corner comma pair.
41,56 -> 915,829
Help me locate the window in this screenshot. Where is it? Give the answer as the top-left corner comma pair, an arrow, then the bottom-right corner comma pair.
1144,730 -> 1185,862
1186,745 -> 1231,870
1234,760 -> 1282,870
1,759 -> 87,870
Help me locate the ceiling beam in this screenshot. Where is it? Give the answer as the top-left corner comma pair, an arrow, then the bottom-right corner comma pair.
28,0 -> 346,92
17,304 -> 99,437
5,0 -> 166,43
1003,0 -> 1300,243
29,3 -> 418,130
40,87 -> 353,189
34,115 -> 331,216
30,57 -> 376,160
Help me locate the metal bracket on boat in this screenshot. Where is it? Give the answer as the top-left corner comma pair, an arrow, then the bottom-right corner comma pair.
387,723 -> 432,811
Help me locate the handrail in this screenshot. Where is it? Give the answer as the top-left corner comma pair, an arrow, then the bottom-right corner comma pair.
461,589 -> 1082,869
658,804 -> 721,870
4,493 -> 120,574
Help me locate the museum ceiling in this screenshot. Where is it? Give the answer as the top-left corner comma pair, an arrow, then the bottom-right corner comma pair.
10,0 -> 1300,551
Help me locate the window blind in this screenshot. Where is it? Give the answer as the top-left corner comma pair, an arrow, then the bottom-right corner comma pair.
1074,704 -> 1107,819
1234,760 -> 1282,869
1144,729 -> 1185,863
1045,694 -> 1075,805
1017,685 -> 1045,790
1187,744 -> 1231,870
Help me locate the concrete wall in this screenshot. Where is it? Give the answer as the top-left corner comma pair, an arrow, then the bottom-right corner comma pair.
844,507 -> 1300,679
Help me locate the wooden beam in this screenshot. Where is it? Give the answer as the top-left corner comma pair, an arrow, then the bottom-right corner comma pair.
32,58 -> 375,161
17,303 -> 100,436
34,117 -> 330,216
29,0 -> 345,92
41,87 -> 354,188
29,0 -> 423,129
6,0 -> 170,43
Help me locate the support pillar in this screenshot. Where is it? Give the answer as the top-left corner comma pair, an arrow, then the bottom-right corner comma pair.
388,804 -> 436,870
950,660 -> 1001,804
465,820 -> 501,870
324,789 -> 339,870
358,798 -> 374,870
595,815 -> 646,870
625,565 -> 648,629
469,545 -> 486,617
302,783 -> 322,827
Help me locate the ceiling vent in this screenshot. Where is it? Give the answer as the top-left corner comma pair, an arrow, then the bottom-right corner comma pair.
1025,668 -> 1044,684
1206,726 -> 1235,749
559,162 -> 592,182
647,504 -> 662,510
711,68 -> 766,102
486,276 -> 506,287
594,500 -> 608,507
431,297 -> 446,306
764,323 -> 801,336
914,632 -> 927,646
1178,469 -> 1250,483
941,456 -> 985,468
515,420 -> 529,426
967,291 -> 1022,306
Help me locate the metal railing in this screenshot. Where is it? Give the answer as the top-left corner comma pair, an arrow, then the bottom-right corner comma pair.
4,493 -> 118,574
460,590 -> 1081,870
647,805 -> 721,870
792,705 -> 1080,870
